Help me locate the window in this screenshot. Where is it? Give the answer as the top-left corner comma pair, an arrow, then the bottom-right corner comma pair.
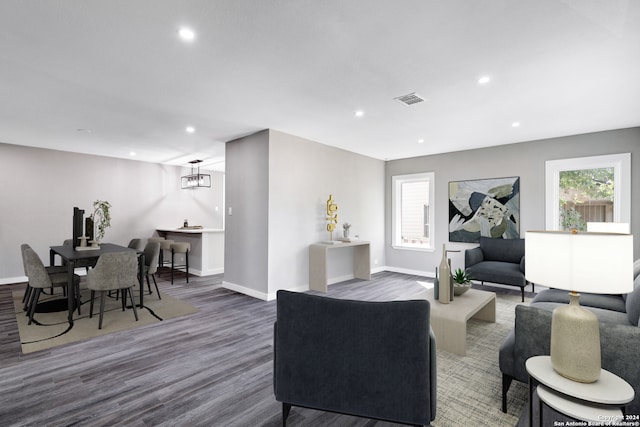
545,153 -> 630,230
392,172 -> 435,250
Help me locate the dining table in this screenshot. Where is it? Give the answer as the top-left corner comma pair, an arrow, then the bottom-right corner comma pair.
49,243 -> 145,324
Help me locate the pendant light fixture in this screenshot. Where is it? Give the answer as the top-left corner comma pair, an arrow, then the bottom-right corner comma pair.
181,160 -> 211,189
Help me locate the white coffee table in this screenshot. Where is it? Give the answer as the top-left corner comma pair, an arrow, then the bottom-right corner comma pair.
409,287 -> 496,356
526,355 -> 634,426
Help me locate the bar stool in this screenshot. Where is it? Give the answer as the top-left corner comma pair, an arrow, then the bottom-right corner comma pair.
158,239 -> 174,273
170,242 -> 190,284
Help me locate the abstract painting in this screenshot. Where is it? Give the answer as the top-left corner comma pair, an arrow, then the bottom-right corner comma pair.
449,176 -> 520,242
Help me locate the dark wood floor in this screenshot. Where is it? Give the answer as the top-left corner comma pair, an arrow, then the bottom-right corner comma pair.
0,270 -> 436,427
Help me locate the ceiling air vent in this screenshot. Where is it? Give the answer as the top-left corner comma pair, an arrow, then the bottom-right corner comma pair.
394,92 -> 425,106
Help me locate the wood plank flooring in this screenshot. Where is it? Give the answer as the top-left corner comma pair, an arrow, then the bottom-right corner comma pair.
0,271 -> 509,426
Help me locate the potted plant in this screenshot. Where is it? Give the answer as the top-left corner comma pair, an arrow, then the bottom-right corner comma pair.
452,268 -> 473,295
90,200 -> 112,245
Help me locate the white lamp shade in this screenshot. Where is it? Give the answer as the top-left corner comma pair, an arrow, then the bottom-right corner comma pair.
525,231 -> 634,294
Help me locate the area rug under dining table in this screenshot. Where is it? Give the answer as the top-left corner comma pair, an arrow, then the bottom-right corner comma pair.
12,285 -> 199,354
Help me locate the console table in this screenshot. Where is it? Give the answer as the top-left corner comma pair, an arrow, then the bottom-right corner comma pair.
309,241 -> 371,292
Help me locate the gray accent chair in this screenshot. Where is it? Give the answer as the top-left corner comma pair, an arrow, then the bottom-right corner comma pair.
273,290 -> 437,426
143,241 -> 161,299
22,244 -> 80,324
499,259 -> 640,415
87,251 -> 139,329
465,236 -> 531,302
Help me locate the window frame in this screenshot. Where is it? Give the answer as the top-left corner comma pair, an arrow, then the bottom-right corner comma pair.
391,172 -> 435,251
545,153 -> 630,230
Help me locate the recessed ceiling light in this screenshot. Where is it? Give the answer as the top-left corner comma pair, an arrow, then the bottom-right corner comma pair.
186,126 -> 195,134
354,110 -> 365,117
478,76 -> 491,85
178,27 -> 196,42
129,151 -> 136,156
418,139 -> 425,144
76,128 -> 92,133
512,122 -> 521,127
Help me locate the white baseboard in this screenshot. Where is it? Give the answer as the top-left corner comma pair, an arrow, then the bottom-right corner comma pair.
381,266 -> 434,278
266,284 -> 309,301
0,276 -> 27,286
222,281 -> 270,301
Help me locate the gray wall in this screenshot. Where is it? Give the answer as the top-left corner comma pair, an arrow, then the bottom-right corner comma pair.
224,129 -> 385,300
223,130 -> 270,297
385,127 -> 640,275
0,143 -> 224,283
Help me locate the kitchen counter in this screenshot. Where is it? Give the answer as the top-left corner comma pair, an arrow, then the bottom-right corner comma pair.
156,228 -> 224,276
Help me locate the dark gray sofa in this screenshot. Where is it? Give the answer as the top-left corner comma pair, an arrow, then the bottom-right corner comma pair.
499,260 -> 640,415
273,290 -> 437,426
465,236 -> 532,302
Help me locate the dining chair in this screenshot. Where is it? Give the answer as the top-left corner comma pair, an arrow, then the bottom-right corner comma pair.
143,241 -> 161,299
20,244 -> 68,307
22,244 -> 81,325
127,238 -> 145,251
171,242 -> 190,284
61,238 -> 94,271
87,251 -> 139,329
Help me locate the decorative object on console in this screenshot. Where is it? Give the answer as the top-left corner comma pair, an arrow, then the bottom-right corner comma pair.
181,159 -> 211,189
449,176 -> 520,243
525,230 -> 634,383
324,194 -> 339,242
452,268 -> 473,296
343,222 -> 351,238
438,244 -> 451,304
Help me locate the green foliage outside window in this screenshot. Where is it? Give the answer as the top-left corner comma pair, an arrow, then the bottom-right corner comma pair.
559,168 -> 613,231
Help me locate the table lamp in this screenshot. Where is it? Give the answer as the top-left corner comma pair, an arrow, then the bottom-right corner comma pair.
525,230 -> 634,383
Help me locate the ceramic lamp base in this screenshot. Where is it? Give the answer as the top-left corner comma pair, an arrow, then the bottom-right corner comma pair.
550,292 -> 601,383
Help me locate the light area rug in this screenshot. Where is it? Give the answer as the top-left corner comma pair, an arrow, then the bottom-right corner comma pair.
13,286 -> 199,354
412,285 -> 530,426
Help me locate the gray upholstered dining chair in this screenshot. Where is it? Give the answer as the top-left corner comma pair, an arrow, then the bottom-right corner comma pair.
20,243 -> 68,307
86,251 -> 139,329
22,244 -> 81,325
127,238 -> 145,251
143,241 -> 161,299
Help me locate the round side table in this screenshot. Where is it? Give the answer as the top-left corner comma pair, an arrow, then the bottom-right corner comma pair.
526,355 -> 634,427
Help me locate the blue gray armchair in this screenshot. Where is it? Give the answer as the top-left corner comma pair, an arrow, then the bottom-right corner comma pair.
273,290 -> 437,426
465,236 -> 531,302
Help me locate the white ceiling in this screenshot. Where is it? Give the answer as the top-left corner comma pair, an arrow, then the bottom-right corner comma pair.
1,1 -> 639,172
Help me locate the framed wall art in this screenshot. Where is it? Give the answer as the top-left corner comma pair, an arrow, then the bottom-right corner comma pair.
448,176 -> 520,243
